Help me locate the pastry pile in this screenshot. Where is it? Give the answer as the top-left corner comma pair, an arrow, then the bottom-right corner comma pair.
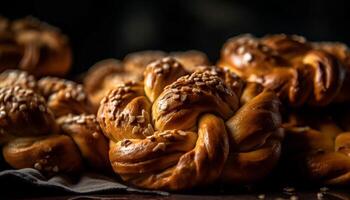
1,17 -> 350,191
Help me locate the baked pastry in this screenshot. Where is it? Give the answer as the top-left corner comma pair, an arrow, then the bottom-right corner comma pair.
3,134 -> 84,176
0,86 -> 56,144
84,51 -> 210,111
56,114 -> 110,171
0,69 -> 92,117
97,57 -> 283,190
84,59 -> 141,111
0,87 -> 109,175
0,16 -> 71,77
0,69 -> 37,90
218,34 -> 348,107
312,42 -> 350,103
0,69 -> 109,175
123,50 -> 167,77
38,77 -> 92,117
84,51 -> 165,111
170,50 -> 210,72
282,112 -> 350,185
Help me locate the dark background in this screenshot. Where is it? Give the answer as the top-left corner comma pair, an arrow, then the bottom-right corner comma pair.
1,0 -> 350,75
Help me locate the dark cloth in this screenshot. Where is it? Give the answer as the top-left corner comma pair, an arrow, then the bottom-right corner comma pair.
0,168 -> 168,196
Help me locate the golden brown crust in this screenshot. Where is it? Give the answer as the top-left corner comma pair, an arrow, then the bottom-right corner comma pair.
152,69 -> 240,131
0,16 -> 71,77
84,59 -> 124,100
239,82 -> 264,105
38,77 -> 91,117
170,50 -> 210,72
219,34 -> 347,106
109,114 -> 228,190
98,63 -> 283,190
313,42 -> 350,103
261,34 -> 311,58
123,50 -> 166,75
98,81 -> 147,142
222,91 -> 283,183
2,134 -> 83,176
0,86 -> 56,141
195,66 -> 245,98
282,113 -> 350,185
57,114 -> 110,172
313,42 -> 350,69
0,70 -> 92,117
0,69 -> 37,90
144,57 -> 187,102
84,51 -> 210,110
0,72 -> 110,175
83,59 -> 141,111
37,77 -> 80,97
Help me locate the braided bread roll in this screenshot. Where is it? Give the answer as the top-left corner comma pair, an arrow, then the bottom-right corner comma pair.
123,50 -> 167,77
56,114 -> 110,172
84,51 -> 210,111
0,17 -> 71,77
97,57 -> 283,190
38,77 -> 92,117
0,70 -> 109,175
312,42 -> 350,103
0,69 -> 37,90
84,59 -> 142,111
282,112 -> 350,185
169,50 -> 210,72
0,70 -> 92,117
0,86 -> 56,144
218,34 -> 348,107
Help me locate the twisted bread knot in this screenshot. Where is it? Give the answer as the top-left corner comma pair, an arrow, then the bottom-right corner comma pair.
219,34 -> 347,106
169,50 -> 210,72
0,70 -> 91,117
84,51 -> 209,110
123,50 -> 167,77
0,16 -> 71,77
84,59 -> 142,111
283,114 -> 350,185
0,70 -> 36,90
0,70 -> 109,175
38,77 -> 91,117
98,58 -> 283,190
313,42 -> 350,103
0,86 -> 56,143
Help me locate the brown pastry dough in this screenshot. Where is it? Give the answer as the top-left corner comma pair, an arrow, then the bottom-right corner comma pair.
221,91 -> 283,184
84,59 -> 141,111
0,69 -> 92,117
170,50 -> 210,72
84,51 -> 210,110
57,114 -> 110,171
0,86 -> 56,141
123,50 -> 167,76
0,69 -> 37,90
283,113 -> 350,185
0,17 -> 72,77
84,51 -> 166,110
97,60 -> 283,190
144,57 -> 187,102
38,77 -> 91,117
3,134 -> 83,176
218,34 -> 347,106
0,72 -> 109,175
312,42 -> 350,103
